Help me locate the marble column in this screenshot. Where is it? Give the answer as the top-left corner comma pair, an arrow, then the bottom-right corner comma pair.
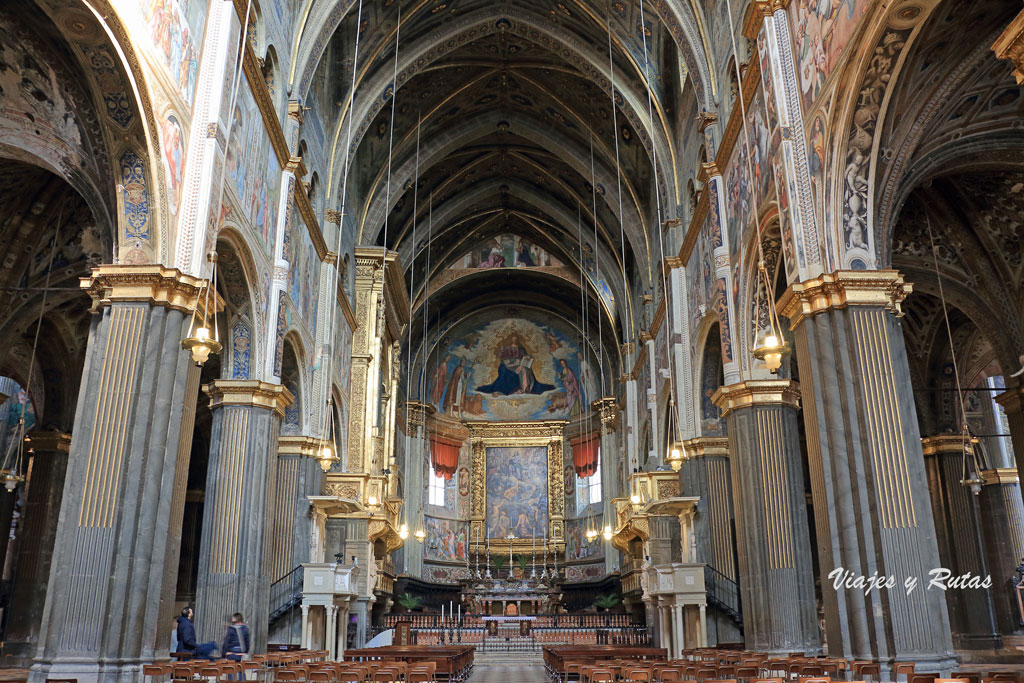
4,431 -> 71,665
270,436 -> 322,581
29,265 -> 207,683
779,271 -> 955,671
194,380 -> 293,652
996,387 -> 1024,509
713,380 -> 820,654
921,435 -> 1000,648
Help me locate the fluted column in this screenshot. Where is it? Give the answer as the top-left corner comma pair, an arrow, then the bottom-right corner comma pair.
4,431 -> 71,665
270,436 -> 322,581
194,380 -> 293,652
29,265 -> 207,683
779,270 -> 955,671
712,380 -> 820,654
678,436 -> 740,645
977,468 -> 1024,636
921,435 -> 1000,648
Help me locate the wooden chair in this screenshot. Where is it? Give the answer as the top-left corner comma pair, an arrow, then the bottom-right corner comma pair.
796,677 -> 830,683
624,668 -> 653,682
695,668 -> 718,680
588,672 -> 615,683
935,679 -> 972,683
656,668 -> 683,682
909,674 -> 937,683
337,672 -> 363,683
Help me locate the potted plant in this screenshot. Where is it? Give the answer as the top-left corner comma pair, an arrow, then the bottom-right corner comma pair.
593,594 -> 621,612
490,554 -> 508,577
397,593 -> 423,613
513,553 -> 529,578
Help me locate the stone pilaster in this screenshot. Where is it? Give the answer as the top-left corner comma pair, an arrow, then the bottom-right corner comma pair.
977,467 -> 1024,636
779,270 -> 955,671
3,431 -> 71,665
194,380 -> 293,652
402,402 -> 431,578
712,380 -> 820,654
597,398 -> 621,576
30,265 -> 208,683
921,435 -> 1000,649
678,436 -> 740,645
269,436 -> 322,581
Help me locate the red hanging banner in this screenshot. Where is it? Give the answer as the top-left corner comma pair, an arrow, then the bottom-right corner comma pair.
430,435 -> 462,480
570,433 -> 600,478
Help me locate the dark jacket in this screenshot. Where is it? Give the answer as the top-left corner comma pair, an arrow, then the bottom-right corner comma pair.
222,623 -> 251,657
176,615 -> 197,653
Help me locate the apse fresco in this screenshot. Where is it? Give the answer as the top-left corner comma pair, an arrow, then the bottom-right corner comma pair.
565,518 -> 602,560
486,446 -> 548,539
428,316 -> 594,421
788,0 -> 869,114
424,517 -> 467,562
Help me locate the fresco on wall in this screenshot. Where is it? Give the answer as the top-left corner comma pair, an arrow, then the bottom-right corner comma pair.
564,564 -> 604,582
142,0 -> 203,105
700,326 -> 727,436
424,517 -> 467,562
565,518 -> 603,560
286,206 -> 320,331
159,113 -> 185,216
224,72 -> 279,257
429,316 -> 593,421
788,0 -> 869,114
486,446 -> 548,539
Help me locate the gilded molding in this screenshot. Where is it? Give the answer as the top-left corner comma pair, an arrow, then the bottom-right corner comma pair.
82,264 -> 222,315
204,380 -> 295,418
325,209 -> 342,224
407,401 -> 435,429
777,270 -> 913,329
993,9 -> 1024,85
287,100 -> 304,124
697,110 -> 718,132
995,386 -> 1024,414
638,330 -> 654,343
665,256 -> 684,270
711,380 -> 801,417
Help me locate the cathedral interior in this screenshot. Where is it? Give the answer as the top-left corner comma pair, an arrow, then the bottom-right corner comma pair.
1,0 -> 1024,681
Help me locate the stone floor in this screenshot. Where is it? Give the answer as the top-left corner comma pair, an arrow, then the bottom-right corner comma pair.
469,652 -> 547,683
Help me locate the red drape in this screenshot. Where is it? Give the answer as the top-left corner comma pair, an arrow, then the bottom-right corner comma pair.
430,435 -> 462,480
570,433 -> 600,478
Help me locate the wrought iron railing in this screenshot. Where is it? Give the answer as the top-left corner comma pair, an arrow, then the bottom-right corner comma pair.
704,565 -> 742,626
269,565 -> 304,623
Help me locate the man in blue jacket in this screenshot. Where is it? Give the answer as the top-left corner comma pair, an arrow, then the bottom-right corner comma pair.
175,607 -> 217,659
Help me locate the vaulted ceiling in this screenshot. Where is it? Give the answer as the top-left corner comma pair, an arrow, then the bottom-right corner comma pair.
297,0 -> 709,357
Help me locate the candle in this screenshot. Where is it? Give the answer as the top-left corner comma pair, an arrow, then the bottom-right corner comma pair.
458,604 -> 461,622
441,604 -> 444,623
449,600 -> 453,624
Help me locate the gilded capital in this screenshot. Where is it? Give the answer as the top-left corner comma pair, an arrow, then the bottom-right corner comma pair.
711,379 -> 800,417
993,9 -> 1024,85
204,380 -> 295,418
995,386 -> 1024,414
82,264 -> 223,316
920,434 -> 977,457
680,436 -> 730,459
777,270 -> 912,329
593,397 -> 620,433
26,430 -> 72,454
697,110 -> 718,132
981,468 -> 1020,486
277,435 -> 322,458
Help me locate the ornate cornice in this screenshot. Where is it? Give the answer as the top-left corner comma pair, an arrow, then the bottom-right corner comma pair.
697,110 -> 718,132
995,386 -> 1024,414
593,397 -> 621,433
82,264 -> 222,316
992,9 -> 1024,85
711,379 -> 800,417
324,209 -> 342,225
777,270 -> 913,329
406,401 -> 435,431
203,380 -> 295,418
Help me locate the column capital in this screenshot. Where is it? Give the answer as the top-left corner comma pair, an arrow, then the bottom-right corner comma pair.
981,468 -> 1020,485
993,8 -> 1024,86
920,434 -> 976,456
82,264 -> 223,316
777,270 -> 912,328
593,397 -> 621,433
277,435 -> 322,458
711,379 -> 800,417
25,430 -> 71,454
680,436 -> 730,459
203,379 -> 294,417
995,386 -> 1024,413
406,401 -> 435,429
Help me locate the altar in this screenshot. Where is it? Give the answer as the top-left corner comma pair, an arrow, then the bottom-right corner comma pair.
462,576 -> 563,616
